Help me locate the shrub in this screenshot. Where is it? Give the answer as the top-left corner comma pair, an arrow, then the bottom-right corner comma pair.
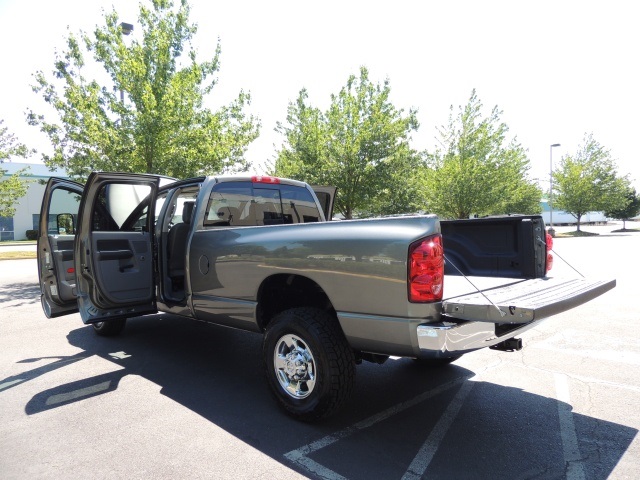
25,229 -> 38,240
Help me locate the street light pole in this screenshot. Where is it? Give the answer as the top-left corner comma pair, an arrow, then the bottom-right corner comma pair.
549,143 -> 561,236
119,23 -> 133,104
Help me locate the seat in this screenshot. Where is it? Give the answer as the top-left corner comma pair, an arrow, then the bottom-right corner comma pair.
250,201 -> 282,225
167,201 -> 195,278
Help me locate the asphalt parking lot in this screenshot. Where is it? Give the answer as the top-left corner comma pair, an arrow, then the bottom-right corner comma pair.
0,223 -> 638,479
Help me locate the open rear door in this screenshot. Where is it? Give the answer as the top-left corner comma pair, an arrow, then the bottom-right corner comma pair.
74,172 -> 160,324
38,178 -> 84,318
312,186 -> 337,221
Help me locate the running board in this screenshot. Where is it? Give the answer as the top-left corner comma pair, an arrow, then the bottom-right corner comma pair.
442,277 -> 616,323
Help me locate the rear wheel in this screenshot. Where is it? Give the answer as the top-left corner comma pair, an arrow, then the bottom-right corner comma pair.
92,318 -> 127,337
263,307 -> 355,422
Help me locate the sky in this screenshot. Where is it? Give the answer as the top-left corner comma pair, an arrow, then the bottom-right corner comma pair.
1,0 -> 638,190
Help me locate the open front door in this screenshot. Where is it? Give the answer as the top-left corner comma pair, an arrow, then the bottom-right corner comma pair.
38,178 -> 84,318
74,173 -> 160,324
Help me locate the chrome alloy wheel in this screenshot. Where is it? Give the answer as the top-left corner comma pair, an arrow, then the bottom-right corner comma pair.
273,334 -> 317,399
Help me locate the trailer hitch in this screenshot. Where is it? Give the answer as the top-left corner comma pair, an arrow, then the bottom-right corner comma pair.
490,338 -> 523,352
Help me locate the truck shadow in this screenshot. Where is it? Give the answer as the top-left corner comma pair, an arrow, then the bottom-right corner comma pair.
17,314 -> 638,480
0,282 -> 41,307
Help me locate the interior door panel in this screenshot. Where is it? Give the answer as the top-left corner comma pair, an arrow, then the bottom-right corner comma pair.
90,232 -> 154,304
47,235 -> 76,302
73,173 -> 160,322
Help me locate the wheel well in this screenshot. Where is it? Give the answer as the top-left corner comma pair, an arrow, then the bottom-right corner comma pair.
256,274 -> 335,331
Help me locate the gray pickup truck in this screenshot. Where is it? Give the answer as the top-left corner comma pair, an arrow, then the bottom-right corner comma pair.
38,172 -> 615,420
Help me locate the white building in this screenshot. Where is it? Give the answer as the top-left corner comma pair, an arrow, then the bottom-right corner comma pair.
539,199 -> 607,226
0,162 -> 68,241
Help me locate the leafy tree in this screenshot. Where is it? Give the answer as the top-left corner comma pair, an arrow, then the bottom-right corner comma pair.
274,67 -> 421,219
553,133 -> 628,231
0,120 -> 31,217
423,90 -> 541,219
604,186 -> 639,230
29,0 -> 260,181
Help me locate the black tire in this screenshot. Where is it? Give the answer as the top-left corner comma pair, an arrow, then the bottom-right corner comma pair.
263,307 -> 356,422
92,318 -> 127,337
412,355 -> 461,367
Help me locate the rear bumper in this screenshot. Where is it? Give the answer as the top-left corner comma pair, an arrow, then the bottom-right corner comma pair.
416,319 -> 543,356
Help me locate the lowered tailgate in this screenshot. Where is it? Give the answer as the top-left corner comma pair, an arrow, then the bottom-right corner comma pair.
442,277 -> 616,323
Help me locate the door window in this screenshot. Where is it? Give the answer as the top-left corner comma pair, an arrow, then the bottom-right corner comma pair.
169,189 -> 199,226
280,185 -> 321,223
204,182 -> 321,227
48,187 -> 81,234
204,183 -> 254,227
91,184 -> 152,232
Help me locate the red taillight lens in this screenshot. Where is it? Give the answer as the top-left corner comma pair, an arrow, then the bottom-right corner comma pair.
545,232 -> 553,273
67,267 -> 75,274
408,234 -> 444,302
251,175 -> 281,184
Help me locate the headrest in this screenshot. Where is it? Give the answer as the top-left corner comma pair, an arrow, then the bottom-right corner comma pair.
182,201 -> 195,224
218,207 -> 239,220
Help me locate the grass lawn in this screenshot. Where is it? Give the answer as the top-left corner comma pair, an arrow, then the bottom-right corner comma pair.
555,227 -> 639,238
0,251 -> 37,260
555,231 -> 600,237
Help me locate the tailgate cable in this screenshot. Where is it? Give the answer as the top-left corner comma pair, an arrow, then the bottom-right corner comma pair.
444,254 -> 507,318
536,237 -> 585,278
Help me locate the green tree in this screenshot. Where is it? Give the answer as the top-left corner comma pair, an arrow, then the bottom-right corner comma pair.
274,67 -> 421,219
29,0 -> 260,181
553,133 -> 628,231
423,90 -> 541,219
0,120 -> 31,218
605,186 -> 640,230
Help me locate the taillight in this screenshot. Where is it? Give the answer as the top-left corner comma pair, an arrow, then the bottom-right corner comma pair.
67,267 -> 75,274
408,234 -> 444,302
545,232 -> 553,273
252,175 -> 281,184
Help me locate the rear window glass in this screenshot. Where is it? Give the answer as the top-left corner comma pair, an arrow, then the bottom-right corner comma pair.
204,182 -> 321,227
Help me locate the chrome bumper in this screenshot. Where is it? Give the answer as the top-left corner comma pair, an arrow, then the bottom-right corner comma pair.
416,319 -> 543,355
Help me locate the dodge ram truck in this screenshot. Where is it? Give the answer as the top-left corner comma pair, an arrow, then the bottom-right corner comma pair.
37,172 -> 615,420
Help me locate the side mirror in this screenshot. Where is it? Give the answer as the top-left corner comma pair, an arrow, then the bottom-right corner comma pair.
57,213 -> 75,235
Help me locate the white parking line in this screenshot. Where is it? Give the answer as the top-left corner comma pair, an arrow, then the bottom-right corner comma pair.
402,381 -> 475,480
284,376 -> 472,479
0,378 -> 24,391
286,359 -> 595,479
554,373 -> 586,480
45,380 -> 112,406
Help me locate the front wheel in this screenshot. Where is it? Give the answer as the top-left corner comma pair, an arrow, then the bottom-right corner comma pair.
263,308 -> 356,422
92,318 -> 126,337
